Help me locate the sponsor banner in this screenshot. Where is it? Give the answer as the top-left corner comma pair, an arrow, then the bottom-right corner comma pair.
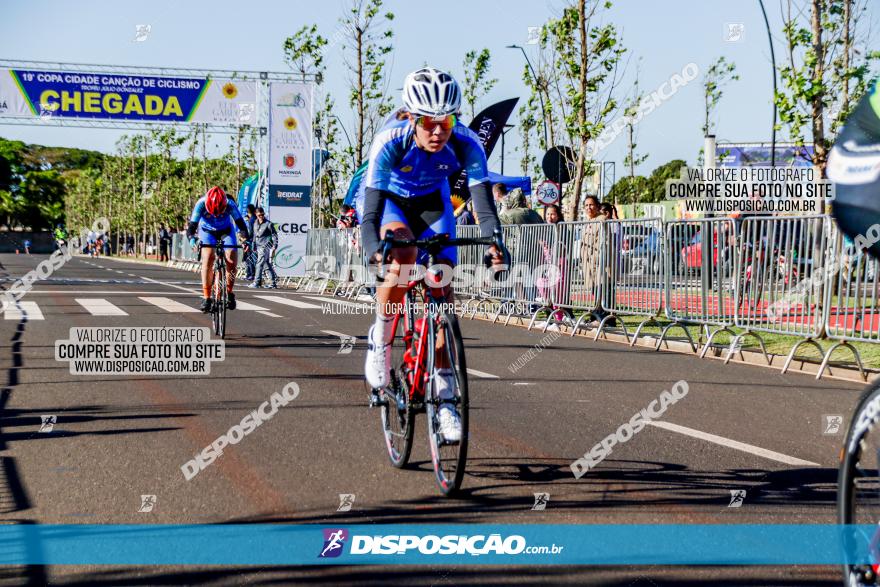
716,142 -> 814,168
268,82 -> 313,186
236,174 -> 261,217
268,184 -> 311,208
0,524 -> 874,564
449,97 -> 519,202
271,206 -> 310,277
0,68 -> 257,125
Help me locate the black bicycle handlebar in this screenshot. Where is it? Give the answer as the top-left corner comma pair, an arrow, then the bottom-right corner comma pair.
378,228 -> 510,281
381,228 -> 504,255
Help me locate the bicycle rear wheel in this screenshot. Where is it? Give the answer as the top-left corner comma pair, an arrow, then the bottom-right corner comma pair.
839,381 -> 880,586
380,290 -> 419,468
425,311 -> 469,495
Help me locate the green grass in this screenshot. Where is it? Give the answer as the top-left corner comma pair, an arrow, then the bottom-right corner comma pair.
527,307 -> 880,370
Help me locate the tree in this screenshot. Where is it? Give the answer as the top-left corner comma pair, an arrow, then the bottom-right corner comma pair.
283,23 -> 344,227
607,175 -> 648,205
776,0 -> 879,175
341,0 -> 395,168
623,68 -> 648,186
702,56 -> 739,137
461,48 -> 498,121
519,0 -> 625,220
643,159 -> 687,203
517,93 -> 540,176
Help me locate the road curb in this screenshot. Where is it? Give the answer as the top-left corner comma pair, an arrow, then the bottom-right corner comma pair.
462,308 -> 876,385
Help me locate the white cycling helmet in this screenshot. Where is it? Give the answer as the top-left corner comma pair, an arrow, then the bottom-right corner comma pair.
402,67 -> 462,118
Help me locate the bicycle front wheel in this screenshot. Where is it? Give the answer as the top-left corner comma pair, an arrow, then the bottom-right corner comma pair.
380,290 -> 419,468
425,311 -> 469,495
839,381 -> 880,586
213,264 -> 226,339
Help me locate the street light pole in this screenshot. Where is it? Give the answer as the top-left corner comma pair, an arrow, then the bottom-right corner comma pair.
507,44 -> 549,149
757,0 -> 778,167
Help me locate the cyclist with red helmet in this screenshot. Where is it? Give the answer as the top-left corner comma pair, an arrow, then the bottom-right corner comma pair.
186,186 -> 251,312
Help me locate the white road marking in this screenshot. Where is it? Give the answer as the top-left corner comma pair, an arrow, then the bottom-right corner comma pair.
321,329 -> 357,340
4,301 -> 44,320
512,382 -> 533,386
254,295 -> 321,309
235,300 -> 270,311
304,296 -> 370,310
467,368 -> 499,379
24,291 -> 196,295
647,421 -> 820,467
75,298 -> 128,316
257,311 -> 283,318
139,297 -> 200,313
138,275 -> 201,294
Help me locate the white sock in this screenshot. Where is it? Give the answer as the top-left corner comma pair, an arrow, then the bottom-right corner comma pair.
434,368 -> 456,401
372,313 -> 394,346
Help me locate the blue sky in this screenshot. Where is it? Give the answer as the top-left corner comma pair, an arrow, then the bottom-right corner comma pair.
1,0 -> 876,180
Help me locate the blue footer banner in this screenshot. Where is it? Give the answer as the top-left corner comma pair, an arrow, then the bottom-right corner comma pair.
0,524 -> 878,565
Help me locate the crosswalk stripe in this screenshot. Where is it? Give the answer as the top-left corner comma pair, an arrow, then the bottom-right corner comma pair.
75,298 -> 128,316
253,295 -> 321,309
4,301 -> 44,320
139,296 -> 200,313
235,300 -> 270,311
257,311 -> 283,318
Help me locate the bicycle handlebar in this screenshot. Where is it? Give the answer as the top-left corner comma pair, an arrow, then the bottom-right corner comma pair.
379,228 -> 511,282
381,228 -> 504,254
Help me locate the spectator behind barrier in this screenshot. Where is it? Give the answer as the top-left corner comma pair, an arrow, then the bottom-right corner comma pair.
499,188 -> 544,226
249,207 -> 279,289
244,204 -> 257,280
456,200 -> 475,226
538,204 -> 568,315
493,183 -> 509,214
579,195 -> 616,326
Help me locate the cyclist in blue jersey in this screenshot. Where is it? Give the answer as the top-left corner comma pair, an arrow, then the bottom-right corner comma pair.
186,186 -> 251,313
360,67 -> 506,441
828,78 -> 880,258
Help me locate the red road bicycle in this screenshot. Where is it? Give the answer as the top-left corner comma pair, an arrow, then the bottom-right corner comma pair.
369,229 -> 507,495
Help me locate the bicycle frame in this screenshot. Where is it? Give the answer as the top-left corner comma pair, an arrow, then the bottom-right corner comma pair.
392,274 -> 449,402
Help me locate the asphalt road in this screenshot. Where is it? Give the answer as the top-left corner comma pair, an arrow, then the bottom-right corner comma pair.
0,251 -> 867,586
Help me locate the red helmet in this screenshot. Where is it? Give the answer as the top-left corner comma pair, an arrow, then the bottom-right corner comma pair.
205,186 -> 227,216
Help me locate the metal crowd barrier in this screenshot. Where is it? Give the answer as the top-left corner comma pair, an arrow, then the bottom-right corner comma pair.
733,215 -> 830,371
602,218 -> 664,344
295,213 -> 880,380
297,227 -> 375,299
821,225 -> 875,379
556,220 -> 606,334
663,218 -> 738,353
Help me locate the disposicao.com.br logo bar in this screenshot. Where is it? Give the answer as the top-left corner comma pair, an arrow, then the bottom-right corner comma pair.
1,524 -> 879,565
318,528 -> 563,559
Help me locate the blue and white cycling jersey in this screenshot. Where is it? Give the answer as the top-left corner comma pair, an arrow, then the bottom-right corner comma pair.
189,196 -> 245,233
356,109 -> 501,262
364,111 -> 490,198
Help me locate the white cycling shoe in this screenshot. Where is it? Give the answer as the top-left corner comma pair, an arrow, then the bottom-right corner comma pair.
365,324 -> 391,389
437,404 -> 462,443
